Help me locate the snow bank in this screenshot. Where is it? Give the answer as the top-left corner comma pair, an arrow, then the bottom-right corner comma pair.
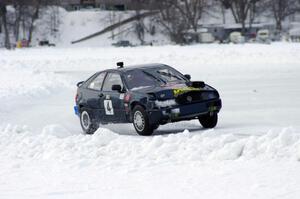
1,125 -> 300,169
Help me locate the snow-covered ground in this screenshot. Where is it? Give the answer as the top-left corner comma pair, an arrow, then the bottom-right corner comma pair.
33,9 -> 169,47
1,43 -> 300,199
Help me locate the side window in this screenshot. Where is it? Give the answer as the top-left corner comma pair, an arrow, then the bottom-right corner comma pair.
88,72 -> 106,91
102,73 -> 123,91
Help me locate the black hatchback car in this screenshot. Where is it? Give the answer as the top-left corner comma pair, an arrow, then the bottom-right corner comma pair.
74,63 -> 222,135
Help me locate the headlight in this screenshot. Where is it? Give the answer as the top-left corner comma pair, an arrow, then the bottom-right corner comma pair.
155,99 -> 177,107
207,92 -> 216,99
202,92 -> 217,100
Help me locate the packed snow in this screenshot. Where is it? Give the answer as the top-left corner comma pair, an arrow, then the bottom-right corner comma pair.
1,43 -> 300,199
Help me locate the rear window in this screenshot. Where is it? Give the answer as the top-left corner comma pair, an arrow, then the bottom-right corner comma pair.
88,72 -> 106,91
155,68 -> 185,82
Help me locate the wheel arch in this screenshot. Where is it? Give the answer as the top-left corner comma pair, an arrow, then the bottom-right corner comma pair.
130,101 -> 146,110
78,104 -> 84,112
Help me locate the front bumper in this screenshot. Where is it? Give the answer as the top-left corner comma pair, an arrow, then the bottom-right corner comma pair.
147,99 -> 222,124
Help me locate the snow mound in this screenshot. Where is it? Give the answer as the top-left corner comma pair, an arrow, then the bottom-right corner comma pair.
0,60 -> 72,100
41,124 -> 74,138
1,125 -> 300,169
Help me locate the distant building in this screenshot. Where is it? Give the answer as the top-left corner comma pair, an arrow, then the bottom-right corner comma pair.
60,0 -> 160,11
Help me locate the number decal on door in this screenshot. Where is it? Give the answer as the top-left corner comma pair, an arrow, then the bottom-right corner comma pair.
104,100 -> 114,115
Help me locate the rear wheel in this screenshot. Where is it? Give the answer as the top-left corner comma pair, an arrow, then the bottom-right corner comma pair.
80,108 -> 98,134
199,113 -> 218,128
132,105 -> 154,136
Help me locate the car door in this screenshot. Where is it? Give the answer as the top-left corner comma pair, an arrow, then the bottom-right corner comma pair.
85,72 -> 106,122
101,72 -> 127,123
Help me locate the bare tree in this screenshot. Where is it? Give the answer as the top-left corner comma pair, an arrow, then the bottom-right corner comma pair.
1,0 -> 60,48
219,0 -> 261,34
0,1 -> 11,49
12,0 -> 23,42
134,13 -> 146,45
265,0 -> 300,31
132,1 -> 150,45
157,1 -> 189,43
26,0 -> 42,44
156,0 -> 207,44
173,0 -> 208,33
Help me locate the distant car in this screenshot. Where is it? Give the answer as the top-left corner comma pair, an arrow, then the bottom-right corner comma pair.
199,32 -> 215,43
256,29 -> 271,44
229,32 -> 245,44
112,40 -> 133,47
74,62 -> 222,135
39,40 -> 56,47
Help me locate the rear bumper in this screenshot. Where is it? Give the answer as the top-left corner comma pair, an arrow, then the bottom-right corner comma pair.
74,105 -> 80,117
147,99 -> 222,124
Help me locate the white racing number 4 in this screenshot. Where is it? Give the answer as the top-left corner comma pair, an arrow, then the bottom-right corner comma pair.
104,100 -> 114,115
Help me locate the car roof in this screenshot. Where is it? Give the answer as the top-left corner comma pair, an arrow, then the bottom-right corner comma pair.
102,63 -> 167,73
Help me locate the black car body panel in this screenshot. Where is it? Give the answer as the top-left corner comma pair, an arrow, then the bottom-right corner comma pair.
74,63 -> 222,127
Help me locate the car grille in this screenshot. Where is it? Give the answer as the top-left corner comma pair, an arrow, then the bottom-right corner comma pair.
175,91 -> 217,104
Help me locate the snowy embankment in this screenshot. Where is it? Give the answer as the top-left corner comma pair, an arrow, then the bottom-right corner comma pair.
1,126 -> 300,164
34,9 -> 169,47
1,43 -> 300,199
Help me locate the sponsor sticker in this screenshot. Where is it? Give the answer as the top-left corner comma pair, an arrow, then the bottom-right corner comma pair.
173,87 -> 201,96
104,100 -> 114,115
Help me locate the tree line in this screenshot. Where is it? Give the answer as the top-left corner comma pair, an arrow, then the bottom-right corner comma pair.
1,0 -> 300,48
146,0 -> 300,43
0,0 -> 59,49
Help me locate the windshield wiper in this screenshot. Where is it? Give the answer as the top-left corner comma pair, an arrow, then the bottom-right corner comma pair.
143,71 -> 166,84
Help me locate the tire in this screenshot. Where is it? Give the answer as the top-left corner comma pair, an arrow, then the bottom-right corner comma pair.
132,105 -> 154,136
80,108 -> 98,134
152,124 -> 159,130
199,113 -> 218,128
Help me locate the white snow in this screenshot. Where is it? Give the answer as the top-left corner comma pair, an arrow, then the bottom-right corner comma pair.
1,43 -> 300,199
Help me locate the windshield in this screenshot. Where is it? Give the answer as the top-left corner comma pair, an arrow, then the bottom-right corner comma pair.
147,66 -> 186,83
124,69 -> 160,90
124,66 -> 187,90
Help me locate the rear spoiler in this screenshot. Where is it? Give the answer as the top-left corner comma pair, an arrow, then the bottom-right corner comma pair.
77,81 -> 84,87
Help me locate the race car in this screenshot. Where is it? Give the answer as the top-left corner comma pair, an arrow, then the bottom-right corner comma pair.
74,62 -> 222,135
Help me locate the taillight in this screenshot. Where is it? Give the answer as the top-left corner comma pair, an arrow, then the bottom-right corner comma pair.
124,93 -> 131,103
75,91 -> 79,102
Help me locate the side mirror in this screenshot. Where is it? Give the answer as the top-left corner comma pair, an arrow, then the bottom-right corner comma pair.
184,74 -> 191,80
112,84 -> 122,92
77,81 -> 84,87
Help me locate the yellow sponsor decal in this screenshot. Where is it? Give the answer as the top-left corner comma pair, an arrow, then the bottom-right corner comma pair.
173,87 -> 201,96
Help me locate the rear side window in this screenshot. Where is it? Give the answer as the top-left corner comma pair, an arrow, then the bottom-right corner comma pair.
88,72 -> 106,91
102,73 -> 123,91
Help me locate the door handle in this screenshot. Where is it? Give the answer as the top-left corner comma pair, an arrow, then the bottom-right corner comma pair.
98,93 -> 104,98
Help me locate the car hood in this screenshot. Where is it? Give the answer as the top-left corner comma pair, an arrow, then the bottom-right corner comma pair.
130,83 -> 216,100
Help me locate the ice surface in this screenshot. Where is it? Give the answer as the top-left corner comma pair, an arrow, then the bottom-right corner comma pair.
0,43 -> 300,199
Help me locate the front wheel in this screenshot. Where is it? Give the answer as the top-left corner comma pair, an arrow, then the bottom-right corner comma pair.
132,105 -> 154,136
199,113 -> 218,128
80,108 -> 98,134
